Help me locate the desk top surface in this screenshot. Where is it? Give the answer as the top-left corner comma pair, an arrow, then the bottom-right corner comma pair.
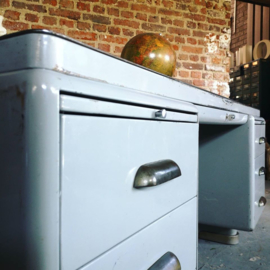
0,30 -> 259,117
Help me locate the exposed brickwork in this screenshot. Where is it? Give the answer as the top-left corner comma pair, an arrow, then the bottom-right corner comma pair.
230,0 -> 247,54
0,0 -> 231,96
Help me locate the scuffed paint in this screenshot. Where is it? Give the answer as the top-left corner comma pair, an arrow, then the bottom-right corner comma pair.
205,33 -> 218,54
220,28 -> 231,50
0,16 -> 6,36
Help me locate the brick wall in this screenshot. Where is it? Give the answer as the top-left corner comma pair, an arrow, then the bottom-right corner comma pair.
230,0 -> 247,54
0,0 -> 231,97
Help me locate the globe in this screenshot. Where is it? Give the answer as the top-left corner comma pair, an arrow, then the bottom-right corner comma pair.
121,33 -> 176,77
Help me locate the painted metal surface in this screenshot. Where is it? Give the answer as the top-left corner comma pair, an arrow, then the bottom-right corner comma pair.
60,95 -> 198,123
0,69 -> 60,269
60,114 -> 198,270
196,105 -> 248,125
0,30 -> 260,117
79,198 -> 197,270
199,116 -> 266,231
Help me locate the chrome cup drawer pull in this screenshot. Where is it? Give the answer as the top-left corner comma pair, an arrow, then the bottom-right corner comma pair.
133,159 -> 181,188
155,109 -> 167,118
259,137 -> 266,144
258,167 -> 265,176
259,196 -> 267,207
148,252 -> 181,270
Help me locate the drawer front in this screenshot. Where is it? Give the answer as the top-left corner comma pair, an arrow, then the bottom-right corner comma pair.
255,124 -> 266,158
60,115 -> 198,270
81,198 -> 197,270
254,154 -> 266,227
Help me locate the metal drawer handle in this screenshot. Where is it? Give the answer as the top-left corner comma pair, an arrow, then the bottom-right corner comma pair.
148,252 -> 181,270
133,160 -> 181,188
155,109 -> 167,118
259,137 -> 266,144
259,196 -> 267,207
259,167 -> 265,176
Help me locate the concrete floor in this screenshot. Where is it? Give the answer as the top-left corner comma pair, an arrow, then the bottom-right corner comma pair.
198,181 -> 270,270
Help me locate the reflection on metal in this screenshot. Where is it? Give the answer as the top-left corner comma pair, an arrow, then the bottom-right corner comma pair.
259,196 -> 267,207
155,109 -> 167,118
259,167 -> 265,176
259,137 -> 266,144
148,252 -> 181,270
133,159 -> 181,188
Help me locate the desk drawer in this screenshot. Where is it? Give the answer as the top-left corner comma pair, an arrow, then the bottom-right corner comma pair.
81,198 -> 197,270
60,115 -> 198,270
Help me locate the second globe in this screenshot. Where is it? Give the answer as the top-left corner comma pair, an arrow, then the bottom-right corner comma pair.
121,33 -> 176,77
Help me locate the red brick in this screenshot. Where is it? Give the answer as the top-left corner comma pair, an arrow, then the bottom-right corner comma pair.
43,16 -> 57,25
121,11 -> 134,19
183,13 -> 205,21
168,27 -> 190,36
93,5 -> 105,14
181,79 -> 193,84
179,70 -> 189,77
60,19 -> 74,28
213,4 -> 225,11
178,54 -> 188,60
193,79 -> 205,87
189,55 -> 199,61
0,0 -> 10,8
108,26 -> 120,35
114,46 -> 123,54
206,1 -> 213,8
116,1 -> 128,8
149,15 -> 159,23
4,10 -> 20,20
101,0 -> 117,4
187,37 -> 197,45
77,21 -> 90,30
188,6 -> 198,13
49,8 -> 81,20
93,24 -> 106,32
163,33 -> 174,42
42,0 -> 57,6
158,8 -> 181,16
182,46 -> 203,54
162,0 -> 173,8
77,2 -> 90,12
175,36 -> 185,43
186,21 -> 196,29
212,57 -> 222,64
32,25 -> 65,34
132,4 -> 156,14
194,0 -> 206,6
213,73 -> 224,80
98,43 -> 110,53
201,57 -> 211,64
200,7 -> 207,14
3,20 -> 28,30
173,19 -> 184,27
176,3 -> 188,11
191,71 -> 201,78
114,19 -> 139,29
68,30 -> 97,41
84,14 -> 111,25
172,44 -> 179,51
99,34 -> 128,44
193,30 -> 207,38
25,13 -> 39,22
136,13 -> 147,21
108,7 -> 119,17
202,72 -> 213,79
142,23 -> 166,32
223,1 -> 231,11
13,1 -> 47,13
59,0 -> 74,9
207,18 -> 226,25
183,62 -> 203,70
161,17 -> 172,24
122,28 -> 134,36
197,23 -> 209,31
